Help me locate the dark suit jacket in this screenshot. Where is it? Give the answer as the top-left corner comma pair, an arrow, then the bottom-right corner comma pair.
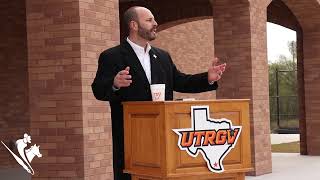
91,40 -> 218,168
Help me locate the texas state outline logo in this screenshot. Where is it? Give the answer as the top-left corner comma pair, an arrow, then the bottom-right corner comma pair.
173,106 -> 242,173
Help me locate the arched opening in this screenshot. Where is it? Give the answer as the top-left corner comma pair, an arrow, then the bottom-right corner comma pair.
267,22 -> 300,150
279,0 -> 320,156
267,0 -> 305,154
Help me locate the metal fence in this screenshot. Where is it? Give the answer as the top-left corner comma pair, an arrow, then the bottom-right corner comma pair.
269,69 -> 299,133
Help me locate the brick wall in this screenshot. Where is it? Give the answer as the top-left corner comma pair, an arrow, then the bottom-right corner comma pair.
211,0 -> 272,175
249,1 -> 272,175
152,19 -> 216,100
0,0 -> 29,169
119,0 -> 212,39
79,0 -> 119,179
26,0 -> 85,178
26,0 -> 119,178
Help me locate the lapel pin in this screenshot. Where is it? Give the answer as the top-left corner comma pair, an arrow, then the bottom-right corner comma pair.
153,54 -> 157,59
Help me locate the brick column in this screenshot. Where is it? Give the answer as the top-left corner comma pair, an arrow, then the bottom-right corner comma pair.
26,0 -> 119,179
212,0 -> 272,175
304,25 -> 320,155
79,0 -> 119,179
26,0 -> 85,178
0,0 -> 29,169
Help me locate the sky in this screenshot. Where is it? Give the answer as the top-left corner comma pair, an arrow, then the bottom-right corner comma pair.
267,22 -> 297,63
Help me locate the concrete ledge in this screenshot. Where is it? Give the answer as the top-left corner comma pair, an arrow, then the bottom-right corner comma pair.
0,167 -> 31,180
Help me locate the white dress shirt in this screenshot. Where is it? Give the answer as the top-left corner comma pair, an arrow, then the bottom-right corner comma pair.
127,37 -> 152,84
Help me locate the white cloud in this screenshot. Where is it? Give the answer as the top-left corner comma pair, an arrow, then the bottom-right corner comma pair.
267,22 -> 296,63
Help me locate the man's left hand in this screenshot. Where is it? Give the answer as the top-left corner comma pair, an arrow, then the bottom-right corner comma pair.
208,57 -> 226,82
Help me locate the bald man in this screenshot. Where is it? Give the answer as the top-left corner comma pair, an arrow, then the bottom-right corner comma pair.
92,6 -> 226,180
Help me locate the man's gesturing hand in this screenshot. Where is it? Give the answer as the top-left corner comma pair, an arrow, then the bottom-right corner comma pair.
113,66 -> 132,89
208,57 -> 227,82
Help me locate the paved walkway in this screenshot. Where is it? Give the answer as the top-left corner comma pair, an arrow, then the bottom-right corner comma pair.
246,153 -> 320,180
1,153 -> 320,179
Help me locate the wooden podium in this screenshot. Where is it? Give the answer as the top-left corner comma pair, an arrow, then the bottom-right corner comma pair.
123,100 -> 252,180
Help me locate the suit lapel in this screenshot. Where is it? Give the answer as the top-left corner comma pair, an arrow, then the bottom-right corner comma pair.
120,41 -> 150,86
149,48 -> 164,84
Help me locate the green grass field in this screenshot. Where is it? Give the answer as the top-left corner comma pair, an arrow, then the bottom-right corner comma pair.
271,141 -> 300,153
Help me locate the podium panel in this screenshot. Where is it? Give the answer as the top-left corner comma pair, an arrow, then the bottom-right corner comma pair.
123,100 -> 252,180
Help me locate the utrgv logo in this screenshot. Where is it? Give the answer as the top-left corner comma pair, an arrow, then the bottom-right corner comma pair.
154,92 -> 162,100
173,106 -> 241,173
1,133 -> 42,175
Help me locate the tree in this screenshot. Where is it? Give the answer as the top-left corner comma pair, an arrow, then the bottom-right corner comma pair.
288,40 -> 297,62
269,40 -> 298,131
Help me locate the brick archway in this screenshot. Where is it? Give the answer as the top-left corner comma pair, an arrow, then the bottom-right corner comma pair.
267,0 -> 320,155
267,0 -> 306,154
1,0 -> 318,179
281,0 -> 320,155
119,0 -> 212,39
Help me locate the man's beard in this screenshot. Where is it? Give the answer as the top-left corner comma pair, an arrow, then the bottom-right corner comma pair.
138,24 -> 156,41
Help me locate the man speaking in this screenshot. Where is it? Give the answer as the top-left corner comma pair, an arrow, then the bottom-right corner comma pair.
91,6 -> 226,180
